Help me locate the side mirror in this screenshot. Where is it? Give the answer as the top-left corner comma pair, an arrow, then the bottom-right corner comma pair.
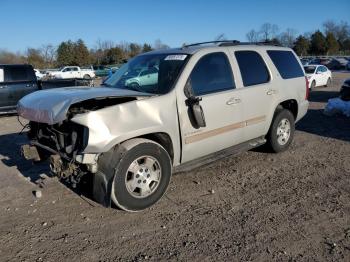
192,103 -> 206,128
184,78 -> 206,128
185,96 -> 206,128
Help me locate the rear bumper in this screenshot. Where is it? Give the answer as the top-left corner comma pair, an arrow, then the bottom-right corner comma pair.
296,100 -> 309,122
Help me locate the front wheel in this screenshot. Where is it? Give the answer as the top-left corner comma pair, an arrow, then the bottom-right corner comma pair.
110,139 -> 172,211
325,78 -> 331,87
265,109 -> 295,153
83,74 -> 91,79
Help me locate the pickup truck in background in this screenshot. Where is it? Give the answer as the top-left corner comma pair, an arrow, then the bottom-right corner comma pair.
47,66 -> 95,79
0,64 -> 95,114
0,64 -> 39,114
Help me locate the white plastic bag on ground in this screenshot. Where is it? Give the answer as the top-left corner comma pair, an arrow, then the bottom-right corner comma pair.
324,98 -> 350,117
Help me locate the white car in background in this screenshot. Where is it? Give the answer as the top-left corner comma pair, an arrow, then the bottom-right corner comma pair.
34,69 -> 45,80
47,66 -> 95,79
304,65 -> 332,89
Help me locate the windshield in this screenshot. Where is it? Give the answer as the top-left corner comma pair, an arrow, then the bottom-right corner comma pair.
104,54 -> 189,94
304,66 -> 316,74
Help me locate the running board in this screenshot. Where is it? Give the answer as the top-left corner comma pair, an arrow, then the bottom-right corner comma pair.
173,137 -> 266,173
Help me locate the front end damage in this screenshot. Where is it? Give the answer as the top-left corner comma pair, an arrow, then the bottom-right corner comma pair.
21,120 -> 94,186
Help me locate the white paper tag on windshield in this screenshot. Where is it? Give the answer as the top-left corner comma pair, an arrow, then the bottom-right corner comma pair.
164,54 -> 187,61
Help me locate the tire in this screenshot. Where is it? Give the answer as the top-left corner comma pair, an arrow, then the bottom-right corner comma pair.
310,80 -> 316,90
265,109 -> 295,153
129,82 -> 140,90
110,138 -> 172,212
83,74 -> 91,80
325,78 -> 331,87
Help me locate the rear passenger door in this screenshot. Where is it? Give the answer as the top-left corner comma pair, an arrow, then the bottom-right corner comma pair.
232,50 -> 277,141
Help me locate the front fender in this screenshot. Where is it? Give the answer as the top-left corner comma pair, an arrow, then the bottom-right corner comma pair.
71,92 -> 181,165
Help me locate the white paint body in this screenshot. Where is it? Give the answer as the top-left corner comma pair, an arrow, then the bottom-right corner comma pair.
48,66 -> 95,79
305,65 -> 332,88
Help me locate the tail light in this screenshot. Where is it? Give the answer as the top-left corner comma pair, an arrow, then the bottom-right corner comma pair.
305,76 -> 309,100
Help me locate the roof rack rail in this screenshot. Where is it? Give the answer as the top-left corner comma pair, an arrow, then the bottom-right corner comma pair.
182,40 -> 281,48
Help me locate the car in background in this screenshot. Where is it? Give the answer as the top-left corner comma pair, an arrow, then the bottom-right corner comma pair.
340,78 -> 350,101
93,65 -> 111,77
327,58 -> 349,70
300,58 -> 311,66
125,67 -> 158,91
34,69 -> 45,80
47,66 -> 95,79
304,65 -> 332,89
0,64 -> 39,114
309,58 -> 332,67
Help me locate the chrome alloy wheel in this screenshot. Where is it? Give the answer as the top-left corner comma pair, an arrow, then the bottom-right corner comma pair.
276,118 -> 291,146
125,156 -> 162,198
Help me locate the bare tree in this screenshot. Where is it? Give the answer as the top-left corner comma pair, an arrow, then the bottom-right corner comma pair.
246,29 -> 260,42
279,28 -> 297,47
153,39 -> 169,50
323,20 -> 338,35
260,23 -> 279,41
40,44 -> 56,68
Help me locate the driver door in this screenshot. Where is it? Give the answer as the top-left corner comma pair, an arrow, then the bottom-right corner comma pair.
176,51 -> 244,163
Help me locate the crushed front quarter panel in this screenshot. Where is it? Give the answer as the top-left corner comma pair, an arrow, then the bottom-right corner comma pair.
71,91 -> 181,165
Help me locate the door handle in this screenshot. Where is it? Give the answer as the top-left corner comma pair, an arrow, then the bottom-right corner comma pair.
226,97 -> 241,105
267,89 -> 277,95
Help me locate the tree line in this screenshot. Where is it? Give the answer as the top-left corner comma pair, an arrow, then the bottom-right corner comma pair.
0,20 -> 349,68
246,20 -> 350,56
0,39 -> 169,69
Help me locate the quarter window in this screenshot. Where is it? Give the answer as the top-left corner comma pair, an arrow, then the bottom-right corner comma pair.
235,51 -> 270,87
4,66 -> 31,82
267,50 -> 304,79
189,52 -> 234,96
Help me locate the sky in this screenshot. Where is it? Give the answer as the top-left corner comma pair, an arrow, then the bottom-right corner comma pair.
1,0 -> 349,52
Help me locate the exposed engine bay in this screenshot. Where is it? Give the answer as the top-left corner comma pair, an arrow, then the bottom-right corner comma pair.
24,120 -> 89,186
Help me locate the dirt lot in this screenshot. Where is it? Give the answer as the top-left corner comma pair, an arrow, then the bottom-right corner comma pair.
1,73 -> 350,262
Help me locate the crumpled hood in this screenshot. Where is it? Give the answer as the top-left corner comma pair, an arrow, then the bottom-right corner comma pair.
17,86 -> 151,124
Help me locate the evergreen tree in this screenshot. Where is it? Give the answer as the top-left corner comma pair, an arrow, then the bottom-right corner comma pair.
325,32 -> 339,55
309,30 -> 327,55
293,35 -> 310,56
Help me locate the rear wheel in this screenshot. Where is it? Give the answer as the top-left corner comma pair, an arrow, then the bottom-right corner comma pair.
265,109 -> 295,153
83,74 -> 91,79
110,139 -> 172,211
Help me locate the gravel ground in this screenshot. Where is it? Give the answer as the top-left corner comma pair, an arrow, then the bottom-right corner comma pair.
0,72 -> 350,262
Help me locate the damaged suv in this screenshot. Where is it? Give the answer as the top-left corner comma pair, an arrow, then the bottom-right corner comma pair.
18,41 -> 309,211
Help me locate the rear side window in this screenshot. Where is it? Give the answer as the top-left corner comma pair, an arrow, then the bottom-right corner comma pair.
235,51 -> 270,87
189,52 -> 234,96
267,50 -> 304,79
4,66 -> 33,82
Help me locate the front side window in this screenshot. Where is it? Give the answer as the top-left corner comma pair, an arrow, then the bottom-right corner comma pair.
235,51 -> 270,87
104,53 -> 189,94
188,52 -> 234,96
267,50 -> 304,79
